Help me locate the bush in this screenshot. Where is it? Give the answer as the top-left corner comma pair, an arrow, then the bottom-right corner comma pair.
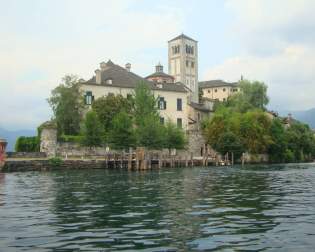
15,136 -> 39,152
58,135 -> 84,143
48,157 -> 63,167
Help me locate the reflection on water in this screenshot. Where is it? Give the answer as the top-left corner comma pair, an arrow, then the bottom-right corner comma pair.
1,164 -> 315,251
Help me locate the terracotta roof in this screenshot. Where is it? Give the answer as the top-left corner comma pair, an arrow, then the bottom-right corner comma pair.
199,80 -> 238,88
82,60 -> 187,93
169,34 -> 197,42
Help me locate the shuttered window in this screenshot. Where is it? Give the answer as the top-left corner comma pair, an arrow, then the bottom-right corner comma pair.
177,98 -> 182,111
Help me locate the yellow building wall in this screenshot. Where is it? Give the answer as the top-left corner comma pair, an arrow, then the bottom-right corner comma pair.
202,86 -> 239,101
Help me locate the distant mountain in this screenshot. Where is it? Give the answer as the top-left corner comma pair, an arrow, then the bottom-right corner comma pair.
278,108 -> 315,129
0,127 -> 36,151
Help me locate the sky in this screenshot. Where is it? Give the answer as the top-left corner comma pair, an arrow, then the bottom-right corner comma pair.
1,0 -> 315,130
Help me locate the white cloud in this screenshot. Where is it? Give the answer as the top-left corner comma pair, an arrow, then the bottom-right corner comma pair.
203,0 -> 315,110
0,0 -> 184,130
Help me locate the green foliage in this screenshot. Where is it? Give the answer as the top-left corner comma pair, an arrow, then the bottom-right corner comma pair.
132,81 -> 166,149
92,94 -> 133,133
133,81 -> 159,127
268,119 -> 288,162
215,131 -> 244,160
164,121 -> 186,151
108,111 -> 136,150
58,135 -> 84,143
48,75 -> 84,135
227,80 -> 269,112
285,122 -> 315,162
48,157 -> 63,167
239,110 -> 273,153
15,136 -> 39,152
81,111 -> 104,147
136,114 -> 165,149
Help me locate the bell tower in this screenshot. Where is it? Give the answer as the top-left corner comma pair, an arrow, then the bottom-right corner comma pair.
168,34 -> 198,102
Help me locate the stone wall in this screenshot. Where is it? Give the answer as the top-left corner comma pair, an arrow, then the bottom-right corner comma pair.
186,130 -> 205,157
39,122 -> 207,159
40,126 -> 57,157
2,159 -> 110,172
6,152 -> 47,159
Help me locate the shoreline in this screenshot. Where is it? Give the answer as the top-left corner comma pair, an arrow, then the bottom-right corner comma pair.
2,157 -> 313,172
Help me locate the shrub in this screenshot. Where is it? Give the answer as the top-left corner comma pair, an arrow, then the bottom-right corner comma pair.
58,135 -> 84,143
15,136 -> 39,152
48,157 -> 63,167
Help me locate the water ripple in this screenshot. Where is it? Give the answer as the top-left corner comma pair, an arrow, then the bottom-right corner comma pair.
1,164 -> 315,251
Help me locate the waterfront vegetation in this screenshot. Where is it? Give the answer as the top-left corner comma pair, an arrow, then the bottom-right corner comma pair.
202,80 -> 315,163
47,77 -> 186,151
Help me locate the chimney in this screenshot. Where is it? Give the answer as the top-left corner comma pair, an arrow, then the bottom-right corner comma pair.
95,69 -> 101,84
125,63 -> 131,72
100,61 -> 107,71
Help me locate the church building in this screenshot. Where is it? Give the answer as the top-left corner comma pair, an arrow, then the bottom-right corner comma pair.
79,34 -> 237,155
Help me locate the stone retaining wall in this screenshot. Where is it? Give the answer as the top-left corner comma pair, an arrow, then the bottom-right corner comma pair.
6,152 -> 47,159
2,159 -> 109,172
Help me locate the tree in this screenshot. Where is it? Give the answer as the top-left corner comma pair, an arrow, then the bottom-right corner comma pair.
133,81 -> 159,127
92,94 -> 133,133
108,111 -> 135,150
136,114 -> 165,149
81,111 -> 103,147
239,111 -> 273,154
133,81 -> 165,149
268,119 -> 287,163
285,122 -> 315,162
227,80 -> 269,112
48,75 -> 84,135
164,120 -> 186,154
215,131 -> 244,160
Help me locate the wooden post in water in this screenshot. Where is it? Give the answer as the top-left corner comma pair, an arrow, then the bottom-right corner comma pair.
231,152 -> 234,166
128,148 -> 132,170
158,153 -> 162,169
148,152 -> 151,169
190,152 -> 193,167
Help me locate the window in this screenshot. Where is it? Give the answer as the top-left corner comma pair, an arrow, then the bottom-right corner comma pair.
174,45 -> 180,54
191,61 -> 195,68
214,89 -> 217,93
186,60 -> 189,67
177,118 -> 182,128
208,90 -> 211,93
191,46 -> 194,55
223,88 -> 226,92
177,98 -> 182,111
85,91 -> 94,105
158,97 -> 166,110
106,79 -> 112,84
160,117 -> 164,124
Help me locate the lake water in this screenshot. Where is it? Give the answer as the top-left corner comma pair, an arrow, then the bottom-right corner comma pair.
1,164 -> 315,251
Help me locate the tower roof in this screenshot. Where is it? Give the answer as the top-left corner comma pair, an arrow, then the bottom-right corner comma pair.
169,33 -> 197,42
